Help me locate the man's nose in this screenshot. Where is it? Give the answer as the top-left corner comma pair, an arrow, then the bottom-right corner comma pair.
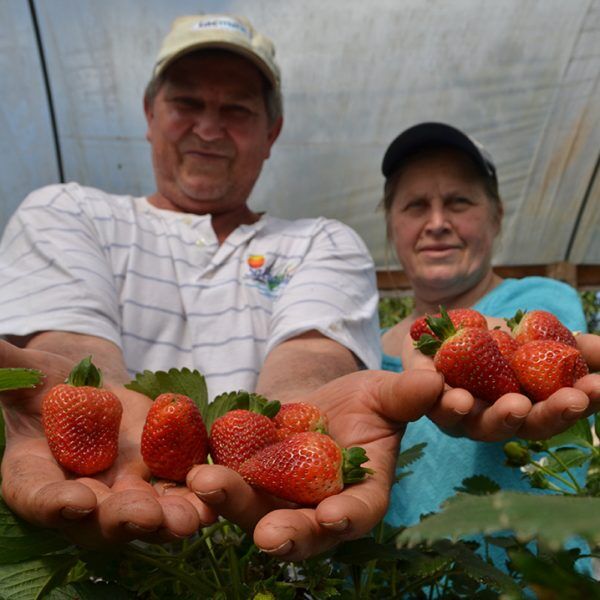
192,108 -> 224,141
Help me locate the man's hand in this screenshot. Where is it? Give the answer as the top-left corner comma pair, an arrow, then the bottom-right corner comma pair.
0,340 -> 215,547
187,368 -> 446,561
402,331 -> 600,441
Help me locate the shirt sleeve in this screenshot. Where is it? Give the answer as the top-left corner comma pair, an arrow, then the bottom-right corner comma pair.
265,219 -> 382,369
0,184 -> 122,346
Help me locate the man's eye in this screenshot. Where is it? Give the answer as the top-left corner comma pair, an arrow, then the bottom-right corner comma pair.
224,105 -> 253,117
449,197 -> 473,210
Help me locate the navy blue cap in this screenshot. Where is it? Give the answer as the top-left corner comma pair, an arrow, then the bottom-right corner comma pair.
381,122 -> 497,182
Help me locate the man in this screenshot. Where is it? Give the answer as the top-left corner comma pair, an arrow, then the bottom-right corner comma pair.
0,14 -> 598,561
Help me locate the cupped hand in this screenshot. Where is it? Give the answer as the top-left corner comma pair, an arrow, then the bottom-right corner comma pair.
0,340 -> 215,547
401,329 -> 600,442
188,368 -> 446,561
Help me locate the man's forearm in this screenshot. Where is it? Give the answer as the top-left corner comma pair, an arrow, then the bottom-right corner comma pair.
255,331 -> 360,402
20,331 -> 130,384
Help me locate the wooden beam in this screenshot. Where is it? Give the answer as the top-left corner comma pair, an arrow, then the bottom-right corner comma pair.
377,263 -> 600,291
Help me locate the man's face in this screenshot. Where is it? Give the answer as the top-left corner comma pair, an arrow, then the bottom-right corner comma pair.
388,148 -> 501,299
145,51 -> 282,215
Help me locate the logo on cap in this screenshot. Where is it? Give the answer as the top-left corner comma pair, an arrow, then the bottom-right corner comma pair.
191,17 -> 252,39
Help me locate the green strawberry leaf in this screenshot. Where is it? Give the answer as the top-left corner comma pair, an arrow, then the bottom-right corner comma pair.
45,581 -> 133,599
454,475 -> 501,495
398,491 -> 600,550
204,390 -> 280,433
425,305 -> 457,341
0,555 -> 77,600
396,442 -> 427,469
544,447 -> 589,474
0,368 -> 43,392
125,368 -> 208,413
544,417 -> 593,449
0,497 -> 70,563
413,333 -> 440,356
66,356 -> 102,388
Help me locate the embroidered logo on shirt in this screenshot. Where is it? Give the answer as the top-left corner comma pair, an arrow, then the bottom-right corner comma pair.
244,254 -> 293,297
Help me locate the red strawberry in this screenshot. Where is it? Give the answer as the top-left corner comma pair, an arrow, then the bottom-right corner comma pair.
141,393 -> 208,481
272,402 -> 328,441
410,307 -> 487,341
42,356 -> 122,476
489,328 -> 520,362
510,340 -> 590,402
209,409 -> 278,471
506,309 -> 577,347
415,307 -> 521,403
238,431 -> 372,506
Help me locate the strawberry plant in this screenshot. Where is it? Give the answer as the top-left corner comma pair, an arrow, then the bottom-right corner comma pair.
2,364 -> 600,597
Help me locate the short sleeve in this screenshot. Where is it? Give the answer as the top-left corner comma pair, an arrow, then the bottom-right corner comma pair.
265,219 -> 381,369
0,184 -> 122,345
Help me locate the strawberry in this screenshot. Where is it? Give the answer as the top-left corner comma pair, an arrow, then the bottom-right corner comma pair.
506,309 -> 577,347
272,402 -> 328,440
208,409 -> 279,471
410,307 -> 487,341
42,356 -> 122,476
510,340 -> 589,402
141,393 -> 208,481
415,307 -> 521,403
489,328 -> 520,362
238,431 -> 372,506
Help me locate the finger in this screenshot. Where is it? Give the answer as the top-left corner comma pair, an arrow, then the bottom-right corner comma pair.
574,373 -> 600,408
187,464 -> 288,532
459,393 -> 532,441
253,508 -> 334,560
426,387 -> 475,429
158,486 -> 219,529
1,449 -> 97,527
576,334 -> 600,372
518,387 -> 590,440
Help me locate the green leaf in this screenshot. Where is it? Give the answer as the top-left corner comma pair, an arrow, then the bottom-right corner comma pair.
0,498 -> 70,563
396,442 -> 427,469
545,418 -> 593,448
45,581 -> 133,599
434,539 -> 523,595
544,448 -> 589,473
0,555 -> 76,599
204,390 -> 280,433
398,492 -> 600,551
125,368 -> 208,413
454,475 -> 501,496
0,369 -> 43,392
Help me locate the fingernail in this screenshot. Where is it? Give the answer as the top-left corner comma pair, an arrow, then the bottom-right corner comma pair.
562,407 -> 587,421
320,517 -> 349,532
504,413 -> 526,428
124,522 -> 156,535
259,539 -> 293,556
195,488 -> 226,503
61,507 -> 93,520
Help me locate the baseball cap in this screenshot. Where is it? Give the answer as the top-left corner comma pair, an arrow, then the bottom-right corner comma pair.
381,122 -> 497,182
152,14 -> 281,94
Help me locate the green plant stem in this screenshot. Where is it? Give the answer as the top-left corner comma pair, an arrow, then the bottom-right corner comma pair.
529,460 -> 580,493
544,449 -> 585,493
122,546 -> 213,594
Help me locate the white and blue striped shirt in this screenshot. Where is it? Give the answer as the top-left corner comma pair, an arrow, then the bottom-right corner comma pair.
0,183 -> 381,400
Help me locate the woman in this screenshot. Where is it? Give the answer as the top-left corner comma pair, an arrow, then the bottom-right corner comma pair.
378,122 -> 588,533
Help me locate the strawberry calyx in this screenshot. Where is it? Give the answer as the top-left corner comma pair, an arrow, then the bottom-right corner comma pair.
414,306 -> 457,356
505,309 -> 526,332
65,356 -> 103,388
341,446 -> 374,484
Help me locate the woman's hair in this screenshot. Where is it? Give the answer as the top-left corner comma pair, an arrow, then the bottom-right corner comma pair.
380,146 -> 502,220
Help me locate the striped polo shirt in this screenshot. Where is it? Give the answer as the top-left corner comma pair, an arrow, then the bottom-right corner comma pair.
0,183 -> 381,400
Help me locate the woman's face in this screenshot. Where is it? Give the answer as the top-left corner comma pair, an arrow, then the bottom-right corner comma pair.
388,148 -> 502,299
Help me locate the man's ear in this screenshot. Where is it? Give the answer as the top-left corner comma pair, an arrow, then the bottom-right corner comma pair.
143,96 -> 154,142
264,116 -> 283,159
